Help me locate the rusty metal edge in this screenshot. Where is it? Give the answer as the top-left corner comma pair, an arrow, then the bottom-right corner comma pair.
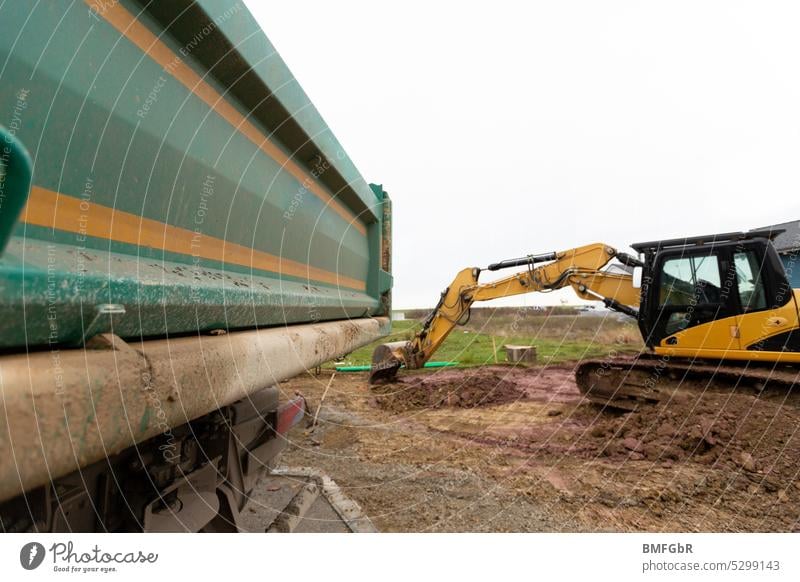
0,317 -> 389,503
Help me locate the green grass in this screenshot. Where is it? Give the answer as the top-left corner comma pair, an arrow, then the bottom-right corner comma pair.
333,315 -> 642,368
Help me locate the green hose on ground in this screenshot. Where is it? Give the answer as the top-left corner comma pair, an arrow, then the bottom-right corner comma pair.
335,362 -> 458,372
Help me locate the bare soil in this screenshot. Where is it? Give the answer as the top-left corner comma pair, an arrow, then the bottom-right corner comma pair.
279,364 -> 800,532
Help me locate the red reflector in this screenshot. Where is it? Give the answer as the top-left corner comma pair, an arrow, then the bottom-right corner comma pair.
276,396 -> 306,435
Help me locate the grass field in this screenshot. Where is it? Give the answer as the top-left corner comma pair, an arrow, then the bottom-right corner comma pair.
336,308 -> 643,368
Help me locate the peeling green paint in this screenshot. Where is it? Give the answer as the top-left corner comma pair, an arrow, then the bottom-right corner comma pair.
139,407 -> 152,435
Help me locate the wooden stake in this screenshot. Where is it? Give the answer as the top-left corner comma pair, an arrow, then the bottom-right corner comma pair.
312,372 -> 336,428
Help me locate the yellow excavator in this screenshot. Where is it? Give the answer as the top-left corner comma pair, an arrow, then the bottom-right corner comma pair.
370,230 -> 800,410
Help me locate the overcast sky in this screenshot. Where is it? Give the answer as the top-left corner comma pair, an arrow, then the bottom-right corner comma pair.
246,1 -> 800,309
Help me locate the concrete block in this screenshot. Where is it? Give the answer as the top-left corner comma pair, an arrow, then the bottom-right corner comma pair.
504,344 -> 537,364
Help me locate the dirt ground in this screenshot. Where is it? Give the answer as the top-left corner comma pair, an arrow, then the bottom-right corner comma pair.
278,364 -> 800,532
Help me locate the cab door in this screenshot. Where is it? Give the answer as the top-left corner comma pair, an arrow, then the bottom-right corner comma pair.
646,247 -> 741,353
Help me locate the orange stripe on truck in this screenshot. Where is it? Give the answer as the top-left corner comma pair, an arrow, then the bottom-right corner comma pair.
22,186 -> 367,291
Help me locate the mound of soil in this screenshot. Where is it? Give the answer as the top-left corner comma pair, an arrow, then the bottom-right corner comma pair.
372,372 -> 530,412
409,366 -> 800,499
584,390 -> 800,492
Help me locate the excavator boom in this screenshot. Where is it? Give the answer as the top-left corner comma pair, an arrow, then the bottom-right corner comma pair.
369,243 -> 640,383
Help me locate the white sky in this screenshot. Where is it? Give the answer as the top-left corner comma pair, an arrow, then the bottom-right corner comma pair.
246,1 -> 800,309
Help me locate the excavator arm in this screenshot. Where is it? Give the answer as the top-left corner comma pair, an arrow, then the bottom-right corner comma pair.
369,242 -> 642,383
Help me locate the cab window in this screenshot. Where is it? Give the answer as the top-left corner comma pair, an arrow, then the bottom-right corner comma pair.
734,251 -> 767,312
659,255 -> 722,306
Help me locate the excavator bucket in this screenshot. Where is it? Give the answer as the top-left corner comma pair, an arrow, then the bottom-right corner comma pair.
368,341 -> 410,384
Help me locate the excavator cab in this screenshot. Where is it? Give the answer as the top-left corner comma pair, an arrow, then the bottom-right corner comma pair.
634,230 -> 799,356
